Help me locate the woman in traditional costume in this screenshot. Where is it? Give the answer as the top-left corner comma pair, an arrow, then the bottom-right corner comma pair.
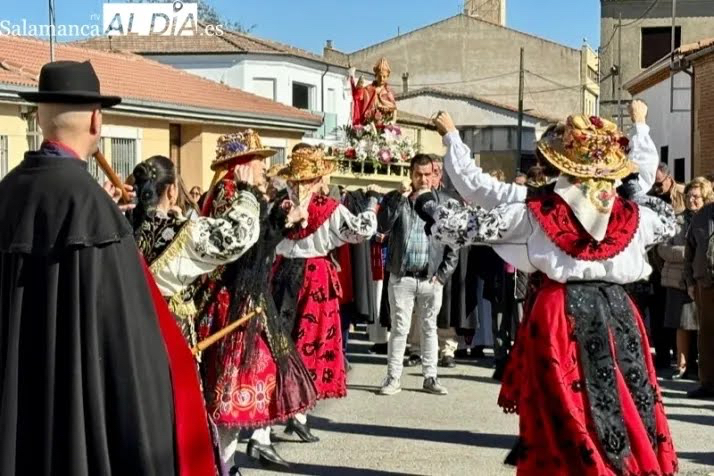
271,143 -> 379,438
419,113 -> 678,475
131,155 -> 260,350
196,132 -> 318,469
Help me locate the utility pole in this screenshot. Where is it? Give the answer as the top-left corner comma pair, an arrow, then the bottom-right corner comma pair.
516,47 -> 524,171
617,13 -> 623,129
670,0 -> 677,112
49,0 -> 56,61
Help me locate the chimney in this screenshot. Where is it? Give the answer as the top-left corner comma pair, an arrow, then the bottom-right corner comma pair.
325,40 -> 333,50
402,72 -> 409,93
464,0 -> 506,27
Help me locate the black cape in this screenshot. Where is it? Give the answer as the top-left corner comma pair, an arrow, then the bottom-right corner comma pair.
0,151 -> 176,475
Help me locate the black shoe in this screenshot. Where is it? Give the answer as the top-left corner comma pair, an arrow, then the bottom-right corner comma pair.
670,368 -> 688,380
471,346 -> 486,358
404,354 -> 421,367
439,355 -> 456,368
454,349 -> 473,359
369,343 -> 388,355
238,428 -> 277,442
492,363 -> 506,381
229,466 -> 242,476
246,440 -> 290,467
285,418 -> 320,443
687,387 -> 714,399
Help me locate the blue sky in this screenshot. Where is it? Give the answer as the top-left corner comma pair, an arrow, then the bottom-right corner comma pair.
1,0 -> 601,52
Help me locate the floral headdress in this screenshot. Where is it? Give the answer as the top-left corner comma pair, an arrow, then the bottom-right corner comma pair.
211,129 -> 276,171
275,145 -> 336,182
537,115 -> 636,181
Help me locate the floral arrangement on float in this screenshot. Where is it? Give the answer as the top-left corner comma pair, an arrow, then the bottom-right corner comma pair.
331,122 -> 418,166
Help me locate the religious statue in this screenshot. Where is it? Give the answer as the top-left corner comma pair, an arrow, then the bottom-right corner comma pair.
349,57 -> 397,127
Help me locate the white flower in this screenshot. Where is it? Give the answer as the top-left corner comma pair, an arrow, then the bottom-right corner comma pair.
161,227 -> 176,241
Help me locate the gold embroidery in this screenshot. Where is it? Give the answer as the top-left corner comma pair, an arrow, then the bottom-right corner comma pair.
149,220 -> 194,277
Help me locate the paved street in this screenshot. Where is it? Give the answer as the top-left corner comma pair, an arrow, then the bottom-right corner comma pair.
241,335 -> 714,476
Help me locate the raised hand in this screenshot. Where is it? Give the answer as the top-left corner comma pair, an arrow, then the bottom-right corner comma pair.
629,99 -> 648,125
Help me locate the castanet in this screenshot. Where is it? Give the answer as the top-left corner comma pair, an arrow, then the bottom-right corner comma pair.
191,307 -> 263,355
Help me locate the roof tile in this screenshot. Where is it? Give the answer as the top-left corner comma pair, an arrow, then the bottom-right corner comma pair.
0,35 -> 321,124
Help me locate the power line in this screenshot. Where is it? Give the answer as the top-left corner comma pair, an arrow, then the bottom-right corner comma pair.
409,70 -> 519,88
621,0 -> 660,27
600,0 -> 660,54
524,70 -> 573,89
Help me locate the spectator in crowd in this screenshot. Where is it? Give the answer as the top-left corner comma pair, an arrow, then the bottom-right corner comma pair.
684,177 -> 714,399
513,172 -> 527,185
377,154 -> 458,396
642,162 -> 685,369
651,162 -> 686,213
407,156 -> 461,368
176,176 -> 199,220
189,185 -> 202,205
659,177 -> 712,380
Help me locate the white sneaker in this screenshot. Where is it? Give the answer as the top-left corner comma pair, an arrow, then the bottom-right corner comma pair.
423,377 -> 448,395
379,376 -> 401,396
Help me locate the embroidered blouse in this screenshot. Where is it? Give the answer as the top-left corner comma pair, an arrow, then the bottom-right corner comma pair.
136,190 -> 260,297
427,194 -> 676,284
275,194 -> 378,259
442,124 -> 659,210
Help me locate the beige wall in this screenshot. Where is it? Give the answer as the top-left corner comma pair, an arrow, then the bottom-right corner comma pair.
0,103 -> 310,189
348,15 -> 585,120
179,124 -> 305,191
104,114 -> 170,160
0,103 -> 30,173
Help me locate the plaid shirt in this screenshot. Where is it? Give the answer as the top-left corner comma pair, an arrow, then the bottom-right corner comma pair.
403,207 -> 429,272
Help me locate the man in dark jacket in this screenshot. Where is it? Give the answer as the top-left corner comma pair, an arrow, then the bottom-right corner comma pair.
377,154 -> 458,396
684,202 -> 714,399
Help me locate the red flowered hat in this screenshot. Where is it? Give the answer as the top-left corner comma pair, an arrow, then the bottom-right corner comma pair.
537,115 -> 637,181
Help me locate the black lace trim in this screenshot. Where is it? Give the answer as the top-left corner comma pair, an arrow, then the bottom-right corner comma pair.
566,283 -> 658,471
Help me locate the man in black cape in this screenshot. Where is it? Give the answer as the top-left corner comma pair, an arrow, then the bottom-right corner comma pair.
0,61 -> 215,475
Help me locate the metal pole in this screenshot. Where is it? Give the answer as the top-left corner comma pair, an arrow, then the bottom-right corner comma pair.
517,47 -> 524,171
670,0 -> 677,112
49,0 -> 55,61
617,13 -> 622,129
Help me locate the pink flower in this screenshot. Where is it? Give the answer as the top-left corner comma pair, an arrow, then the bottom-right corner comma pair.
590,116 -> 604,128
378,148 -> 392,164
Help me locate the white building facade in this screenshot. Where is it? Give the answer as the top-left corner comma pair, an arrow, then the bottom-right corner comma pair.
626,61 -> 693,182
144,53 -> 355,145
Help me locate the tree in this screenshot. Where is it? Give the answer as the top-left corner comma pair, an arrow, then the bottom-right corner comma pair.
126,0 -> 256,33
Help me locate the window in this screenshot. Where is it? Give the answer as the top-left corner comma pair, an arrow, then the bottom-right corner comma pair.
271,147 -> 286,166
292,82 -> 313,110
111,138 -> 137,181
253,78 -> 276,100
674,158 -> 685,183
87,138 -> 137,183
326,87 -> 337,113
0,135 -> 8,179
26,112 -> 42,150
641,26 -> 681,68
660,146 -> 669,166
587,66 -> 598,82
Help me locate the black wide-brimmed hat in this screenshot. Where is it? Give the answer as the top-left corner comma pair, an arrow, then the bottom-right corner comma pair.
18,60 -> 121,108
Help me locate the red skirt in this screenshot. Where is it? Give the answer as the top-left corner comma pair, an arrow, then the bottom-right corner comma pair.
294,256 -> 347,400
499,279 -> 677,476
199,287 -> 316,429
